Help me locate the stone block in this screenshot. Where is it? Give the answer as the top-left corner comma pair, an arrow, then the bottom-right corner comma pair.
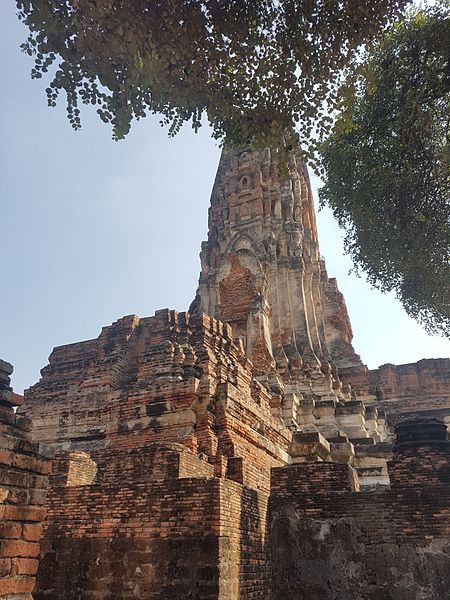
330,441 -> 355,464
290,431 -> 330,462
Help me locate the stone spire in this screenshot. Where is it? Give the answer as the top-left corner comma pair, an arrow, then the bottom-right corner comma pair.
191,146 -> 362,395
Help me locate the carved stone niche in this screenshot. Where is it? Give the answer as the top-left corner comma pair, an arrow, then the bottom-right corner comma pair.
238,174 -> 251,193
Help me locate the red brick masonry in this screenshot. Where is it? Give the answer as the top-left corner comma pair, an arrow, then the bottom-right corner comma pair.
0,360 -> 52,600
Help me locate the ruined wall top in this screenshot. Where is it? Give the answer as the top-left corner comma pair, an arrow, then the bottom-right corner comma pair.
0,358 -> 23,412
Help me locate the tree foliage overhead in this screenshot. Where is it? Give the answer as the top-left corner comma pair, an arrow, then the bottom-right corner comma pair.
16,0 -> 409,155
319,4 -> 450,336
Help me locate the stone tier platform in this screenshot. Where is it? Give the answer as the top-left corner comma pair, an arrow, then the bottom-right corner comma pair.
20,309 -> 392,489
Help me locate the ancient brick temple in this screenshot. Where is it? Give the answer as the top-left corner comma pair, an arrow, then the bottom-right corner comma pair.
2,146 -> 450,599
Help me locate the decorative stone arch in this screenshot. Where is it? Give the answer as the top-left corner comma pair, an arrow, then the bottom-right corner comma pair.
224,231 -> 259,256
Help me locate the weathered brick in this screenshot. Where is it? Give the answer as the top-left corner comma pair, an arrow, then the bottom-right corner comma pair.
0,522 -> 21,539
14,557 -> 39,575
22,523 -> 43,542
0,540 -> 40,558
0,575 -> 36,595
0,557 -> 11,578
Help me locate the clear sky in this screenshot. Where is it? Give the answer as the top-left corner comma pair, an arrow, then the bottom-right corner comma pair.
1,3 -> 449,394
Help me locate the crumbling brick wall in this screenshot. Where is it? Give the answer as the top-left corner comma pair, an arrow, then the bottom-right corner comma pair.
0,360 -> 52,600
36,443 -> 270,600
269,418 -> 450,600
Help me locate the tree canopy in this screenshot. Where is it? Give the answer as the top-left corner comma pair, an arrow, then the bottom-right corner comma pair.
16,0 -> 409,156
319,4 -> 450,336
15,0 -> 449,335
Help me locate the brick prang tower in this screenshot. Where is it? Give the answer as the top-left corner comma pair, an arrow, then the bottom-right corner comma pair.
191,146 -> 362,382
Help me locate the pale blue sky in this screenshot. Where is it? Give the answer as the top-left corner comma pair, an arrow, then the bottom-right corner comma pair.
1,3 -> 449,393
